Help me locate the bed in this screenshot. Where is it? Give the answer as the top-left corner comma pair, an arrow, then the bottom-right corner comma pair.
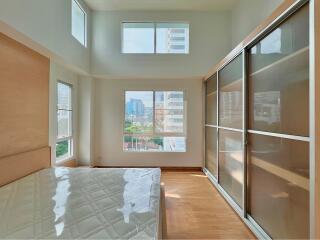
0,167 -> 163,239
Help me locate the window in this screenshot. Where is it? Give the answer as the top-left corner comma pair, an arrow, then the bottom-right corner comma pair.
124,91 -> 186,152
122,23 -> 155,54
72,0 -> 86,46
56,82 -> 73,161
122,22 -> 189,54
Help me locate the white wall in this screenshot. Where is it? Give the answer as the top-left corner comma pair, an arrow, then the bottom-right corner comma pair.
231,0 -> 284,47
49,62 -> 79,166
91,10 -> 231,78
0,0 -> 91,73
94,77 -> 203,167
78,76 -> 95,166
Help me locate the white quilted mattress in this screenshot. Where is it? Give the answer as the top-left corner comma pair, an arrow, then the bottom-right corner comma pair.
0,167 -> 161,239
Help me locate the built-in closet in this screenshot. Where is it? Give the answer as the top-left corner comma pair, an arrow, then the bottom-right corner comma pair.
204,0 -> 319,239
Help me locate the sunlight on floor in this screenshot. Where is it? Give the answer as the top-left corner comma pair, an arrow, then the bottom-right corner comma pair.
190,174 -> 207,178
165,193 -> 181,199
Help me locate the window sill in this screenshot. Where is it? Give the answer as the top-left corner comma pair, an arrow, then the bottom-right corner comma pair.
55,157 -> 76,167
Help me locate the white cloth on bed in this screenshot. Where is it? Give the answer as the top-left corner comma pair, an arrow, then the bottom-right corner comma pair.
0,167 -> 161,239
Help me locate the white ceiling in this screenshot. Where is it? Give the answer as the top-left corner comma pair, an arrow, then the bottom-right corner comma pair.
83,0 -> 238,11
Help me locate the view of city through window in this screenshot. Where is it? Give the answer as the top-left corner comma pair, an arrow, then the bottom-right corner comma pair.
124,91 -> 186,152
122,22 -> 189,54
56,82 -> 73,161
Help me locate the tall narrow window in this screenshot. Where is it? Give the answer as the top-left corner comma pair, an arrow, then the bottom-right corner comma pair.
72,0 -> 86,46
56,82 -> 73,161
124,91 -> 186,152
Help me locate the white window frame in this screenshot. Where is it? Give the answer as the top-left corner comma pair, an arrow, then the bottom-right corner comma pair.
56,81 -> 74,162
121,22 -> 190,54
71,0 -> 87,47
123,90 -> 187,152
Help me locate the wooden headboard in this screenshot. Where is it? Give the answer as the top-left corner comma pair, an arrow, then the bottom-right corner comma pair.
0,33 -> 51,186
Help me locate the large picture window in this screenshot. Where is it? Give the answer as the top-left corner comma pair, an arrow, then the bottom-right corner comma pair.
124,91 -> 186,152
122,22 -> 189,54
56,82 -> 73,161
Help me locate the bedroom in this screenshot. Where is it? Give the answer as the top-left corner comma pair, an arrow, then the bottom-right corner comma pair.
0,0 -> 319,239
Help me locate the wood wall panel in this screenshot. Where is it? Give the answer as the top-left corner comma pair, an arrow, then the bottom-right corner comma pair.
0,33 -> 49,158
0,147 -> 51,187
0,33 -> 50,186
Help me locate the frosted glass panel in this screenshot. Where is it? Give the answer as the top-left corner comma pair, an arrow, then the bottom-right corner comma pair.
206,74 -> 217,125
219,54 -> 243,129
219,129 -> 243,207
248,133 -> 309,239
249,5 -> 309,136
205,127 -> 217,178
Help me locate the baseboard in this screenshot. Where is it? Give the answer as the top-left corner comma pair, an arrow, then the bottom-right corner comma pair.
160,167 -> 202,171
93,166 -> 202,171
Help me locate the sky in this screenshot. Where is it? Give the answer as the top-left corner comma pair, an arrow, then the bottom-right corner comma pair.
126,91 -> 153,107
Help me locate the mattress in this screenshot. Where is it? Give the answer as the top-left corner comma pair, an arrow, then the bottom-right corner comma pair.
0,167 -> 161,239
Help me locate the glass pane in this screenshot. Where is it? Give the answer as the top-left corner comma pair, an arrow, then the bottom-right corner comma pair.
57,82 -> 72,110
219,54 -> 243,129
122,23 -> 155,53
155,109 -> 184,133
124,136 -> 186,152
125,91 -> 153,134
248,133 -> 309,239
156,23 -> 189,54
205,127 -> 217,178
206,74 -> 217,125
57,110 -> 72,139
72,0 -> 86,45
219,129 -> 243,207
249,5 -> 309,136
56,140 -> 71,160
155,91 -> 184,133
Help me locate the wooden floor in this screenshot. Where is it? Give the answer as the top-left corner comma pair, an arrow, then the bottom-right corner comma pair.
161,171 -> 255,239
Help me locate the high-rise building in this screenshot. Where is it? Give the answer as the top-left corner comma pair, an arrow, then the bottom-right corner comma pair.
167,28 -> 189,54
126,98 -> 145,117
158,91 -> 185,151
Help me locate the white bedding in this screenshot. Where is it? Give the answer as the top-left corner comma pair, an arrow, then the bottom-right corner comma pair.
0,167 -> 161,239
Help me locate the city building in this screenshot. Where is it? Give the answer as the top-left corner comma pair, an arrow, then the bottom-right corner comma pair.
126,98 -> 145,117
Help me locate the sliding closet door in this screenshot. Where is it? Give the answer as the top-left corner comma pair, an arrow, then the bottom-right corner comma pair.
218,54 -> 243,207
248,4 -> 309,239
205,74 -> 218,178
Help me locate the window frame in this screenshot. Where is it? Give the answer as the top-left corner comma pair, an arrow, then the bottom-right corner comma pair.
121,21 -> 190,55
123,90 -> 187,152
56,81 -> 74,162
71,0 -> 87,47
